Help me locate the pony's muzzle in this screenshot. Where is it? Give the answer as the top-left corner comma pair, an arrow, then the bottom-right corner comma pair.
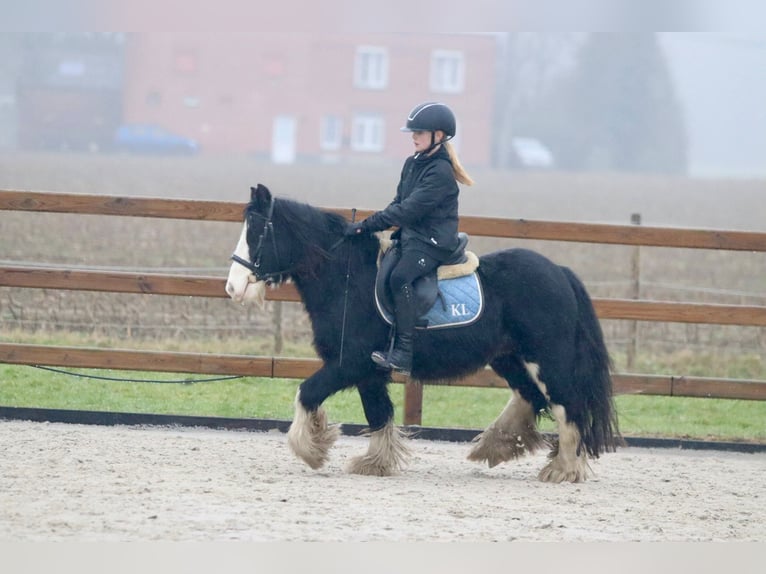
226,277 -> 266,307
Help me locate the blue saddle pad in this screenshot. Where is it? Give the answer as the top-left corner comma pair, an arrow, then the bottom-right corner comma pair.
376,272 -> 484,330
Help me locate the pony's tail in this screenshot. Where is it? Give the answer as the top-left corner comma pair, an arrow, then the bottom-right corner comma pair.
561,266 -> 622,456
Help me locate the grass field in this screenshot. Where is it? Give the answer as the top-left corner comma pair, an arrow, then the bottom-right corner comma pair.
1,330 -> 764,442
1,152 -> 764,441
2,361 -> 765,442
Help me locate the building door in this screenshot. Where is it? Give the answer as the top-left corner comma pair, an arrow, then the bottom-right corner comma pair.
271,115 -> 296,164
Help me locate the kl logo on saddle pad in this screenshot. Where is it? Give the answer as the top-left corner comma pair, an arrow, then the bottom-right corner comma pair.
450,302 -> 470,316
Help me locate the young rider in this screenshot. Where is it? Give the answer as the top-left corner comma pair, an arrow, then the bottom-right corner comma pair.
345,101 -> 474,375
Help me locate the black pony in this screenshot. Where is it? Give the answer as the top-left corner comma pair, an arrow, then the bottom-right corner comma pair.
226,184 -> 620,482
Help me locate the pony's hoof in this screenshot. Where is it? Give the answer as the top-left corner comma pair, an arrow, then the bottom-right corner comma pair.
467,426 -> 547,468
467,433 -> 509,468
287,407 -> 340,469
537,456 -> 592,483
346,454 -> 398,476
346,423 -> 410,476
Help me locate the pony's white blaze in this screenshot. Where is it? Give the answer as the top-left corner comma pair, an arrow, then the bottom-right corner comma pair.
225,222 -> 266,306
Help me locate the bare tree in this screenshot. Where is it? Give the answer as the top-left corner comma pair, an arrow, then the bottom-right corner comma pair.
534,33 -> 688,174
492,33 -> 582,168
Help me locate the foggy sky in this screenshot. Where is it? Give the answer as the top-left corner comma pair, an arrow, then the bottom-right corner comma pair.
5,0 -> 766,32
661,33 -> 766,178
2,4 -> 766,178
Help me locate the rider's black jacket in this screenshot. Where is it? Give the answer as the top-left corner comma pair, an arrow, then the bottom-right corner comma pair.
361,145 -> 460,261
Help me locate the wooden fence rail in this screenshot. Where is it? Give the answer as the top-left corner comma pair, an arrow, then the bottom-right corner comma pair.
1,265 -> 765,326
2,189 -> 766,425
2,188 -> 765,248
1,342 -> 764,401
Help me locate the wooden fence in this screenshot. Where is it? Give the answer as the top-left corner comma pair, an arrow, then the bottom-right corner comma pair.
1,189 -> 765,426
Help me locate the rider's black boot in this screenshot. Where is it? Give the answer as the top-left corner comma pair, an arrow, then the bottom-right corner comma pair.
383,330 -> 413,376
371,284 -> 415,376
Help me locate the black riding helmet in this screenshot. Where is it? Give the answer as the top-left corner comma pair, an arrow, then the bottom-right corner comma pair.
400,102 -> 456,139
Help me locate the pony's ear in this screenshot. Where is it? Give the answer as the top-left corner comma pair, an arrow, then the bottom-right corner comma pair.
250,184 -> 271,205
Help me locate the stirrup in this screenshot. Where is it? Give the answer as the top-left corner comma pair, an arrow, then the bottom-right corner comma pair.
373,349 -> 412,376
371,350 -> 392,371
390,362 -> 411,377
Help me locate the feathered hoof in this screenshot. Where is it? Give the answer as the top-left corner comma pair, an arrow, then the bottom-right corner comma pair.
287,407 -> 340,470
346,454 -> 399,476
467,426 -> 547,468
345,423 -> 411,476
537,453 -> 593,483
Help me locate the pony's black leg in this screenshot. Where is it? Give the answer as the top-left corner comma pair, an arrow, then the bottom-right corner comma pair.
346,375 -> 411,476
467,354 -> 549,467
357,377 -> 395,432
286,364 -> 349,470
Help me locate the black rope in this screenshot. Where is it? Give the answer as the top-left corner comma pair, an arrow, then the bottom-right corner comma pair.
31,365 -> 242,385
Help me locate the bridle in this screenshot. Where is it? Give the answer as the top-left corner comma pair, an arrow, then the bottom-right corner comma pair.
230,197 -> 353,286
230,198 -> 292,282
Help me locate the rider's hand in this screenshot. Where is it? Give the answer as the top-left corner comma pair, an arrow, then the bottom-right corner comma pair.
344,221 -> 367,237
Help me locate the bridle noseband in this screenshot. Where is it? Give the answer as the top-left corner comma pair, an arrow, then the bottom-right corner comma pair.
229,252 -> 260,276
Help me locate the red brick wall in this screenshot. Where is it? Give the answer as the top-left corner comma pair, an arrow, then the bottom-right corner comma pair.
122,33 -> 495,167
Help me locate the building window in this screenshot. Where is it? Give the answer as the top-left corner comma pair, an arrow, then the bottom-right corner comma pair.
320,115 -> 343,151
351,114 -> 384,152
57,60 -> 85,77
354,46 -> 388,90
146,90 -> 162,106
174,52 -> 198,74
430,50 -> 464,94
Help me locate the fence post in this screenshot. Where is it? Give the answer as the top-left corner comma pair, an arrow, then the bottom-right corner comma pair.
627,212 -> 642,370
403,378 -> 423,426
273,301 -> 283,354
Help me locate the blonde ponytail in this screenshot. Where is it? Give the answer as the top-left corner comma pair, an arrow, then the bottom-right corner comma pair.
445,141 -> 474,186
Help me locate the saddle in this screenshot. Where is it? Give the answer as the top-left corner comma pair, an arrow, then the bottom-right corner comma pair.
374,232 -> 484,330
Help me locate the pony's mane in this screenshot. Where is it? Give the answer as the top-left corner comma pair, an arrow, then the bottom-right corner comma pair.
244,193 -> 380,283
272,197 -> 347,248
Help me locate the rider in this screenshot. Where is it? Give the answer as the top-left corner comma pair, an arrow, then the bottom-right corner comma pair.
345,101 -> 474,375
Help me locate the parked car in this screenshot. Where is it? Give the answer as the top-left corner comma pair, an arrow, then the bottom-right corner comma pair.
510,137 -> 554,169
113,124 -> 199,155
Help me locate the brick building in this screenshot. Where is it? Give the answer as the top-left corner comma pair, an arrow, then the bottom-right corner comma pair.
13,33 -> 124,152
121,33 -> 497,166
